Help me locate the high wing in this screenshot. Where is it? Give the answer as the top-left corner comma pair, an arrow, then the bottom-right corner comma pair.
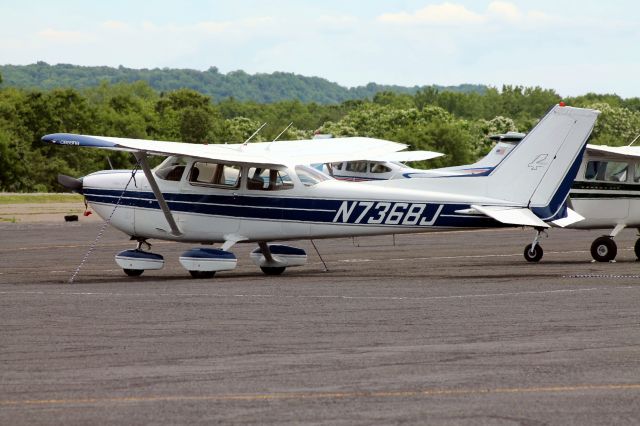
586,144 -> 640,159
366,150 -> 444,162
41,133 -> 412,167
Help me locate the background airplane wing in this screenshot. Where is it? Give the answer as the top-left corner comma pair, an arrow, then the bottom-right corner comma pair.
367,150 -> 444,162
586,144 -> 640,159
41,133 -> 408,167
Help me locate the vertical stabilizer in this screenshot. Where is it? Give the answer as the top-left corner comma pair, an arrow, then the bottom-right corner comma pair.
487,105 -> 599,219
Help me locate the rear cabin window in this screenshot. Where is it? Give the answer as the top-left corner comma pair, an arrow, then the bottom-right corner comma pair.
189,162 -> 241,188
584,160 -> 628,182
370,163 -> 392,173
247,167 -> 294,191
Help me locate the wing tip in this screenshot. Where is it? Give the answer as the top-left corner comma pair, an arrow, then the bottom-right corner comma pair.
42,133 -> 118,148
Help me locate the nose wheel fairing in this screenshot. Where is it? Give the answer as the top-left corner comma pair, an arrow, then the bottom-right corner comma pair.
115,249 -> 165,276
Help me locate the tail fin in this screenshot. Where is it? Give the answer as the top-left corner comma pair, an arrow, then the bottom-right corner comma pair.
487,105 -> 599,220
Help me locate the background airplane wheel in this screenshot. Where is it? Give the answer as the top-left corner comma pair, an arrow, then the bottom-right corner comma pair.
260,266 -> 286,275
523,244 -> 543,262
123,268 -> 144,277
635,239 -> 640,260
189,270 -> 216,279
590,236 -> 617,262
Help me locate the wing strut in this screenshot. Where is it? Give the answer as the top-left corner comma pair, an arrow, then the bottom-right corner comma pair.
133,152 -> 183,237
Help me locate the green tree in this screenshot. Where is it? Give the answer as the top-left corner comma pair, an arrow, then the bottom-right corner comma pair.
180,107 -> 213,144
588,102 -> 640,146
390,121 -> 474,168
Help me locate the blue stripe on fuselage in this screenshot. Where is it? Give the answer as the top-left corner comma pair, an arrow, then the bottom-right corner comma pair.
83,188 -> 501,228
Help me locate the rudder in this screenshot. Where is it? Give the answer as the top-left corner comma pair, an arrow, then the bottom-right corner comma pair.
487,105 -> 599,219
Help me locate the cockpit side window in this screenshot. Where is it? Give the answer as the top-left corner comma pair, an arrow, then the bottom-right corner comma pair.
345,161 -> 368,173
370,162 -> 392,173
155,156 -> 188,181
584,160 -> 628,182
246,167 -> 294,191
189,162 -> 241,188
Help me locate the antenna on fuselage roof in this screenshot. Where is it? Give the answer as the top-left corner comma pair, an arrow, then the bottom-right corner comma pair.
626,133 -> 640,147
266,122 -> 293,151
243,122 -> 267,146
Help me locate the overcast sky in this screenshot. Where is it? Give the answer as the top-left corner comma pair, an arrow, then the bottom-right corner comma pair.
2,1 -> 639,97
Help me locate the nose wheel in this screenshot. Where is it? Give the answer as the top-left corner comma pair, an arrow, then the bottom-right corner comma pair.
115,240 -> 165,277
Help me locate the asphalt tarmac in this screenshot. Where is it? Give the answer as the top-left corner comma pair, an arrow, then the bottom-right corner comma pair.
1,221 -> 640,425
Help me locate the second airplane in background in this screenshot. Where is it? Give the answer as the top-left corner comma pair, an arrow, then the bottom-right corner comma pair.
332,127 -> 640,262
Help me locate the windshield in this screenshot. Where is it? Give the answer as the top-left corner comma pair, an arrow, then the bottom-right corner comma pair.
155,156 -> 188,181
295,165 -> 332,186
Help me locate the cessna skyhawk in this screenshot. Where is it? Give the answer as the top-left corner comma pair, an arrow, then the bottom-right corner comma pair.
43,104 -> 598,277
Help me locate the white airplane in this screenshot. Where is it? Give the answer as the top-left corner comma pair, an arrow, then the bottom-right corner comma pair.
324,131 -> 524,181
43,104 -> 598,278
335,130 -> 640,263
323,151 -> 444,181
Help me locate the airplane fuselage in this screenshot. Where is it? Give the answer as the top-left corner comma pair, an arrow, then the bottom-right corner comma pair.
83,164 -> 504,244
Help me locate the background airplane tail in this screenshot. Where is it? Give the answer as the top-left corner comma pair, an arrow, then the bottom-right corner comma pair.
487,105 -> 599,221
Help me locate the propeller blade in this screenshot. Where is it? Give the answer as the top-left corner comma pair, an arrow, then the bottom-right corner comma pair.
57,174 -> 83,193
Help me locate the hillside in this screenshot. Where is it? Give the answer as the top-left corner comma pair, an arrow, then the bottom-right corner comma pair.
0,62 -> 487,104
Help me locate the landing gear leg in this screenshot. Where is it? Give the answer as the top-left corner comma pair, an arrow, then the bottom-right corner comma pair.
258,242 -> 287,276
524,228 -> 546,262
635,229 -> 640,260
135,238 -> 151,251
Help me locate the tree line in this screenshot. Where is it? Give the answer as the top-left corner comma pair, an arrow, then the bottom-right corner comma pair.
0,62 -> 486,104
1,75 -> 639,192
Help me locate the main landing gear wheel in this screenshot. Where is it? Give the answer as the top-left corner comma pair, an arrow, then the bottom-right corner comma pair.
590,236 -> 617,262
189,270 -> 216,279
123,268 -> 144,277
524,244 -> 543,262
260,266 -> 286,275
635,239 -> 640,261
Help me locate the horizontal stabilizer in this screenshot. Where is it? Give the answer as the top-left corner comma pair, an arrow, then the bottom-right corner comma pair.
368,150 -> 444,162
551,207 -> 585,228
469,205 -> 550,228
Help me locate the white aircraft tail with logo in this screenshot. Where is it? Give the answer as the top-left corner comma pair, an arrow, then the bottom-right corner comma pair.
486,105 -> 599,222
